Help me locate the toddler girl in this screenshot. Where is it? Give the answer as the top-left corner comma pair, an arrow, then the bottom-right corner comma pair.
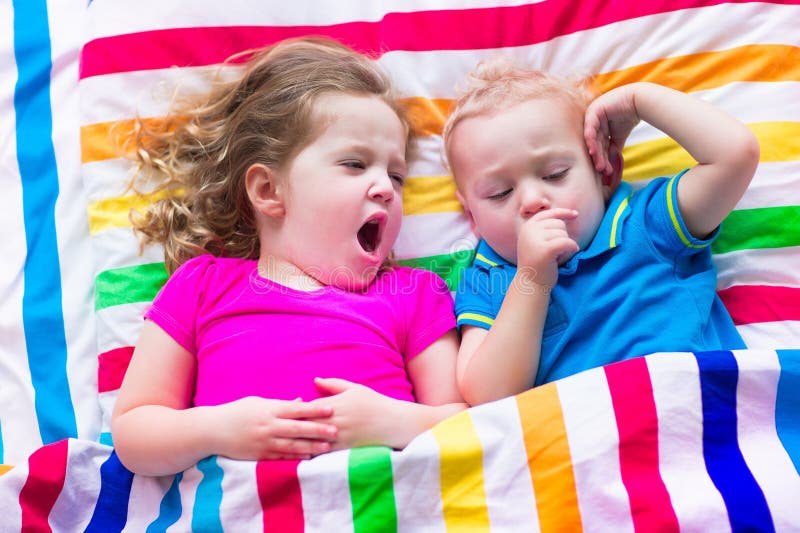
111,37 -> 464,476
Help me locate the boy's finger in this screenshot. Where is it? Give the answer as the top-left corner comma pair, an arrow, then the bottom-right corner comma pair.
530,208 -> 579,222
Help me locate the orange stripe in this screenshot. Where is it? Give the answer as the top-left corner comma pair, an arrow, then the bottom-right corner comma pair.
593,44 -> 800,94
516,384 -> 582,532
80,44 -> 799,164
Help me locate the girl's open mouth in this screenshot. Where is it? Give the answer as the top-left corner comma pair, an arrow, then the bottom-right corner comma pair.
357,219 -> 381,253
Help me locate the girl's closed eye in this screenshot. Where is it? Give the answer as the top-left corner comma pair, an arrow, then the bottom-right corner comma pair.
389,172 -> 406,186
342,159 -> 366,171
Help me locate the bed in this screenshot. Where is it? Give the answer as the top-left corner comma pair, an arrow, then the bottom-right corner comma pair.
1,0 -> 799,530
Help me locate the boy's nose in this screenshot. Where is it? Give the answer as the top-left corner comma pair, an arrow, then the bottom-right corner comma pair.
519,185 -> 550,218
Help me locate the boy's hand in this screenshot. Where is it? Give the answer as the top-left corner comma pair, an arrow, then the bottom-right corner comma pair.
215,396 -> 337,461
517,208 -> 579,287
584,84 -> 641,175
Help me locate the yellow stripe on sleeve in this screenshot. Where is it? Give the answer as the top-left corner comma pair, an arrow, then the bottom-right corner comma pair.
457,313 -> 495,327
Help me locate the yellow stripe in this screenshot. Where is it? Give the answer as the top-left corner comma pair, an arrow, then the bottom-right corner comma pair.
458,312 -> 495,327
474,253 -> 498,267
0,464 -> 13,476
88,190 -> 175,235
608,197 -> 629,248
594,44 -> 800,94
431,410 -> 491,531
622,121 -> 800,182
516,384 -> 582,532
403,175 -> 462,215
665,175 -> 706,249
81,45 -> 800,165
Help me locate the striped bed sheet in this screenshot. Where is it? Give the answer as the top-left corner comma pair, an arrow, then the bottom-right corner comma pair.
1,0 -> 799,530
0,350 -> 798,530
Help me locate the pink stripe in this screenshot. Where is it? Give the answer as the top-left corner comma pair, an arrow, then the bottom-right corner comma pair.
718,284 -> 800,325
19,439 -> 69,533
79,0 -> 753,79
256,460 -> 304,532
605,358 -> 679,532
97,346 -> 134,393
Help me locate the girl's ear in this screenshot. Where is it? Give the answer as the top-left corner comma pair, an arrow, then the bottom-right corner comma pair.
602,148 -> 624,201
245,163 -> 285,218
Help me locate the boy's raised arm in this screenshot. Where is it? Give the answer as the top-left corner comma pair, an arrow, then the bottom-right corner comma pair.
585,82 -> 759,238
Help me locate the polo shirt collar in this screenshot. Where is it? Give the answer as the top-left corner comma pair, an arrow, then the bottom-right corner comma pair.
561,182 -> 633,271
473,239 -> 511,270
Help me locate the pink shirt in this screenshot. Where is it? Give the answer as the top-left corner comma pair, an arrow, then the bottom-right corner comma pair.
145,255 -> 455,406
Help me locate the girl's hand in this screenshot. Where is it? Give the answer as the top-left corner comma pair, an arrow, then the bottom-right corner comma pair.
214,396 -> 338,461
517,207 -> 579,287
308,378 -> 421,451
584,84 -> 641,175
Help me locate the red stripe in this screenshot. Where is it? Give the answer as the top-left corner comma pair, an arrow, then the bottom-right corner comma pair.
256,460 -> 304,532
605,358 -> 679,532
718,285 -> 800,325
97,346 -> 134,393
19,439 -> 69,533
80,0 -> 757,79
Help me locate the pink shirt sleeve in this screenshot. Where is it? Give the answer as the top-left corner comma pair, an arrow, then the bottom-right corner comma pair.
143,255 -> 216,354
399,268 -> 456,361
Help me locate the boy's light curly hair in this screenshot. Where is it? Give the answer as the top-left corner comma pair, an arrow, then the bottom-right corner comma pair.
442,56 -> 595,173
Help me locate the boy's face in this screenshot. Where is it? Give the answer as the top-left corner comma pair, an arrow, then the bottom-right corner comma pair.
448,96 -> 614,265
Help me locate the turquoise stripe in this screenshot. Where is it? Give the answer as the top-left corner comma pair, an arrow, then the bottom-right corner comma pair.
13,0 -> 77,443
0,419 -> 3,463
192,456 -> 224,532
146,473 -> 184,533
775,349 -> 800,475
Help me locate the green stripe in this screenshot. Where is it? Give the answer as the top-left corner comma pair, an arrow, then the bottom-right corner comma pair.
713,205 -> 800,254
348,446 -> 397,533
397,250 -> 474,291
95,262 -> 168,310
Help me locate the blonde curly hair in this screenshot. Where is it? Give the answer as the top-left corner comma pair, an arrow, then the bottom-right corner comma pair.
129,37 -> 412,273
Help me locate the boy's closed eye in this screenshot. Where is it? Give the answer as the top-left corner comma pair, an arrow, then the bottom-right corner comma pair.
487,188 -> 512,201
542,168 -> 569,181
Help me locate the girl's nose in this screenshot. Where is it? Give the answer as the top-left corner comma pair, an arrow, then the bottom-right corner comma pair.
368,172 -> 394,203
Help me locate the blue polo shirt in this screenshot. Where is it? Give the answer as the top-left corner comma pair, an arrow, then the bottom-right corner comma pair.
455,173 -> 745,386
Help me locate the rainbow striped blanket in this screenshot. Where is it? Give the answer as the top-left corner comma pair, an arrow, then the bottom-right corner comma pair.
1,349 -> 798,531
2,1 -> 800,531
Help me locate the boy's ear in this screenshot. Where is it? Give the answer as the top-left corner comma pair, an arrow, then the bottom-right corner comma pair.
602,148 -> 624,200
456,190 -> 480,237
245,163 -> 285,218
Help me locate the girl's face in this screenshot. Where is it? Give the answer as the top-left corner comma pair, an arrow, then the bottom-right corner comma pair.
273,93 -> 408,290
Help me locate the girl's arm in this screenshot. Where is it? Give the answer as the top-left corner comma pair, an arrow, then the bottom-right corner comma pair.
585,82 -> 759,238
111,321 -> 338,476
310,329 -> 466,451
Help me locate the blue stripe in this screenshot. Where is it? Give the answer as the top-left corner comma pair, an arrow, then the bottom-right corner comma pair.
83,450 -> 135,533
146,473 -> 184,533
192,456 -> 224,532
12,0 -> 77,443
775,349 -> 800,475
696,351 -> 774,532
0,419 -> 4,463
